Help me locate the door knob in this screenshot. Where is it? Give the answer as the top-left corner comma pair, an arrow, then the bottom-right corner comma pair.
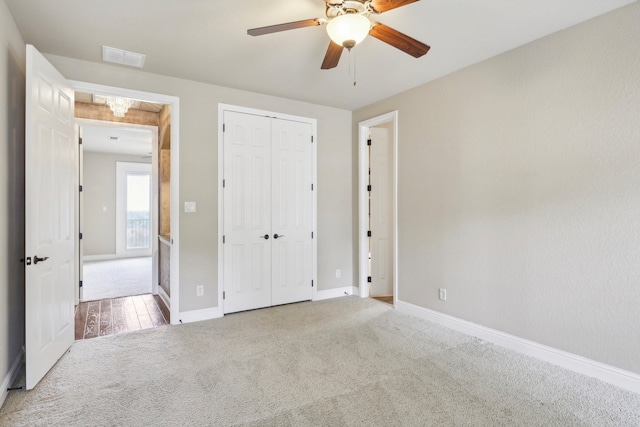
273,234 -> 285,239
33,255 -> 49,265
261,234 -> 270,240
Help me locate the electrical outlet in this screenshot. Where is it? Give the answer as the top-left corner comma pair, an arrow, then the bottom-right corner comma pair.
336,269 -> 341,279
439,288 -> 447,301
196,285 -> 204,296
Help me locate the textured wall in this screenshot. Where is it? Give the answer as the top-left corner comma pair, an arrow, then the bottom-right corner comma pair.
354,2 -> 640,373
82,152 -> 151,256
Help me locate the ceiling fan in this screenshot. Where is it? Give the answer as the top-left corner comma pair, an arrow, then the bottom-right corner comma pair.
247,0 -> 430,70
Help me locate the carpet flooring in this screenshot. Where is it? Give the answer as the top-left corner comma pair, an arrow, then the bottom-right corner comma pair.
82,257 -> 152,301
2,297 -> 639,426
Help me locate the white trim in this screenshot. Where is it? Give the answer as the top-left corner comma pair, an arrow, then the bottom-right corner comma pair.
0,350 -> 24,408
69,80 -> 181,325
217,103 -> 318,316
158,287 -> 170,308
396,300 -> 640,394
358,112 -> 398,307
177,307 -> 223,324
313,286 -> 358,301
83,254 -> 118,262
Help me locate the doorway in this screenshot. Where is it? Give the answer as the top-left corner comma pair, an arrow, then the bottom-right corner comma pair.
358,112 -> 398,305
71,80 -> 181,326
78,121 -> 157,303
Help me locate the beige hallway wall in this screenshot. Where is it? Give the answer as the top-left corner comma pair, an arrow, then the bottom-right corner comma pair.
83,152 -> 152,257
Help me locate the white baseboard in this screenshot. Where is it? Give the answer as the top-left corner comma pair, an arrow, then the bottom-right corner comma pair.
175,306 -> 222,324
83,254 -> 118,262
1,350 -> 24,408
396,300 -> 640,394
158,288 -> 170,310
314,286 -> 358,301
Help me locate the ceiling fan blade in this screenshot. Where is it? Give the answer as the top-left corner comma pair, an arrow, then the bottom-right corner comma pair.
369,22 -> 430,58
321,41 -> 344,69
369,0 -> 419,13
248,18 -> 324,36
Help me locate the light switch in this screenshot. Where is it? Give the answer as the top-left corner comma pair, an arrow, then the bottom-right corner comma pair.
184,202 -> 196,213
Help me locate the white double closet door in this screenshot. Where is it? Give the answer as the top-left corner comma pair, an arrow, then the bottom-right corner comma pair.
223,110 -> 314,314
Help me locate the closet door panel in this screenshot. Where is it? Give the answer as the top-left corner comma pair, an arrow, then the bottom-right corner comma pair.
271,119 -> 313,305
223,112 -> 272,313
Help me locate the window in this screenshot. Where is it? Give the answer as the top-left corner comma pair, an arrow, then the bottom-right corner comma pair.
126,172 -> 151,249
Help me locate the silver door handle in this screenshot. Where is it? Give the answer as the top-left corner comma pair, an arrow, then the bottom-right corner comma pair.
273,234 -> 285,239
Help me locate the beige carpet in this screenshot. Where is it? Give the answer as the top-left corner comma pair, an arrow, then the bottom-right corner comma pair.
82,257 -> 152,301
2,297 -> 639,426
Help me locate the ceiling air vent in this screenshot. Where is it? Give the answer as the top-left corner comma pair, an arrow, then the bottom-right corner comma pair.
102,46 -> 146,68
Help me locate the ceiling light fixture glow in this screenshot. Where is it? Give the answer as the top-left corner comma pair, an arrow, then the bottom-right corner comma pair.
106,96 -> 134,118
326,13 -> 370,50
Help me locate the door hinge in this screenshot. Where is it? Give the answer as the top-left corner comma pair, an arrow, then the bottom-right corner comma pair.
223,179 -> 226,188
311,183 -> 314,191
367,139 -> 372,146
367,276 -> 372,283
79,137 -> 83,145
311,231 -> 314,239
311,135 -> 314,143
79,185 -> 83,192
79,232 -> 83,240
79,280 -> 83,288
223,123 -> 226,132
367,230 -> 371,237
311,280 -> 314,288
367,185 -> 371,192
223,235 -> 226,244
223,291 -> 226,300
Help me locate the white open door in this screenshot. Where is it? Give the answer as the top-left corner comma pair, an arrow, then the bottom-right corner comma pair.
369,126 -> 394,296
25,45 -> 76,390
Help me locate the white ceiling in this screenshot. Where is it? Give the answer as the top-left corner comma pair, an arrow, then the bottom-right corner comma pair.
5,0 -> 635,110
82,125 -> 152,157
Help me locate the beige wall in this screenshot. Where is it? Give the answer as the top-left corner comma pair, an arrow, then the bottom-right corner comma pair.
0,0 -> 25,402
82,152 -> 151,256
46,54 -> 354,313
354,2 -> 640,374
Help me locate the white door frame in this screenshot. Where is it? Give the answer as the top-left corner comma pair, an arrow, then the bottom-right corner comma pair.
217,104 -> 318,313
70,80 -> 180,324
358,111 -> 398,305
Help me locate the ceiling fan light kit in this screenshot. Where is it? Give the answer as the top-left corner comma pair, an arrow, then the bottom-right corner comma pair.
326,13 -> 370,49
247,0 -> 430,70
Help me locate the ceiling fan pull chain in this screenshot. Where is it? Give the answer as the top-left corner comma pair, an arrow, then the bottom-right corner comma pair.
353,47 -> 357,86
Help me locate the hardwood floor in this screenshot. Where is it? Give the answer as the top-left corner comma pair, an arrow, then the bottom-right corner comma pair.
75,294 -> 169,340
372,295 -> 394,305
